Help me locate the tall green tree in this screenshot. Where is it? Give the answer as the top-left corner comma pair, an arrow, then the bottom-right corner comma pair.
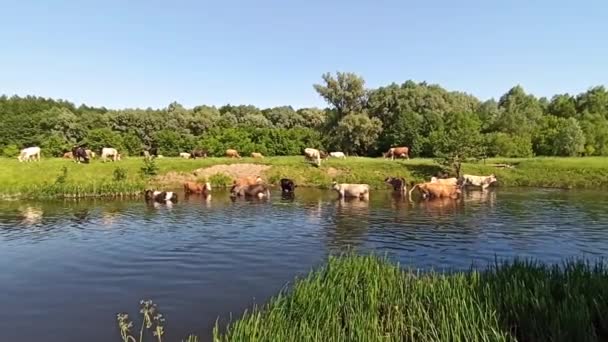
313,72 -> 367,119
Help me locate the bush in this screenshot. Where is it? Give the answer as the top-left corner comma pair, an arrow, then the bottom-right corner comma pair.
2,144 -> 20,157
208,173 -> 232,187
112,167 -> 128,182
139,158 -> 159,177
485,133 -> 534,158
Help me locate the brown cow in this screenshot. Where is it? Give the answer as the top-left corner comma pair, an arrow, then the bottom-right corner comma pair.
183,181 -> 212,195
226,149 -> 241,158
383,146 -> 410,160
233,176 -> 263,187
409,182 -> 461,201
63,151 -> 73,159
251,152 -> 264,158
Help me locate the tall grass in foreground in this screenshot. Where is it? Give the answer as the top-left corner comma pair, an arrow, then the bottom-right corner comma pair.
212,255 -> 608,342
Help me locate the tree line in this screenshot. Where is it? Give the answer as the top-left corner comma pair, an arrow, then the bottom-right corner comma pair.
1,72 -> 607,158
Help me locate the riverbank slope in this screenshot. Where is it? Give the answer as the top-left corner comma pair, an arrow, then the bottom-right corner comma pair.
0,156 -> 607,199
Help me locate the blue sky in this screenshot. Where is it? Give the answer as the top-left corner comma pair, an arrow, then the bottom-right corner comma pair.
1,0 -> 607,109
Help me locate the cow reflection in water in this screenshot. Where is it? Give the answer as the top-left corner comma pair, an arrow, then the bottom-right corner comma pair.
463,188 -> 496,206
329,197 -> 370,249
419,197 -> 461,218
19,206 -> 43,225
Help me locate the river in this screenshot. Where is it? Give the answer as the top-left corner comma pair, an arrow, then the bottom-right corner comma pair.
1,188 -> 607,341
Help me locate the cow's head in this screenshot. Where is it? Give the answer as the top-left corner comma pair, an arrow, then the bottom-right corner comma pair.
486,174 -> 497,184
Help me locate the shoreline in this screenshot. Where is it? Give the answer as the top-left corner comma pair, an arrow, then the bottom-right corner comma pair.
1,156 -> 607,199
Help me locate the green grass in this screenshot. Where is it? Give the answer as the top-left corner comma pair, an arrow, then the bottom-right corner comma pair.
211,254 -> 608,342
1,156 -> 607,199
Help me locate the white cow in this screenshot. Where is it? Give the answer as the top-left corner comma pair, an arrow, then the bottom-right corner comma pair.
331,182 -> 370,199
430,177 -> 459,186
459,174 -> 497,191
18,147 -> 41,162
304,148 -> 322,166
101,148 -> 121,162
179,152 -> 191,159
329,152 -> 346,159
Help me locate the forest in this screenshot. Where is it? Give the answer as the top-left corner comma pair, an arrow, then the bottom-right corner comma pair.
1,72 -> 607,159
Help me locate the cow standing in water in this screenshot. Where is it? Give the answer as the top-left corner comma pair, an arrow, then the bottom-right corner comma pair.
459,174 -> 497,191
384,177 -> 407,194
18,147 -> 41,162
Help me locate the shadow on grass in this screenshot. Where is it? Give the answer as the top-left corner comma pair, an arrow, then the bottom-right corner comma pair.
406,163 -> 445,181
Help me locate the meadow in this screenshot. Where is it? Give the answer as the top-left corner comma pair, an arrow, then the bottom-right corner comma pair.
1,156 -> 607,199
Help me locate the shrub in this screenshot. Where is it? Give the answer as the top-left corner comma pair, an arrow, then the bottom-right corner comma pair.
113,167 -> 128,182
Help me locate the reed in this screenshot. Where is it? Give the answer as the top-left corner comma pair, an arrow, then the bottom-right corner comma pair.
212,254 -> 608,342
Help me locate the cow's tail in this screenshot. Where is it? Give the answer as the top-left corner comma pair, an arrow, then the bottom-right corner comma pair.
408,184 -> 419,201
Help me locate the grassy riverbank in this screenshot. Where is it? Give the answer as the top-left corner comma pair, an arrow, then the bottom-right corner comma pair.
0,156 -> 607,199
211,254 -> 608,342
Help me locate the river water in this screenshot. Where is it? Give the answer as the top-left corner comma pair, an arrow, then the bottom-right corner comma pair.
1,188 -> 607,341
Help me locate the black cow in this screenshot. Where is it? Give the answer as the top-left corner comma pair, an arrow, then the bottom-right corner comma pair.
384,177 -> 407,193
190,149 -> 207,159
72,146 -> 90,164
280,178 -> 297,193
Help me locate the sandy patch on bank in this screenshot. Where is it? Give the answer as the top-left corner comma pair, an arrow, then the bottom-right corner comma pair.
193,164 -> 271,179
154,163 -> 272,186
326,167 -> 342,177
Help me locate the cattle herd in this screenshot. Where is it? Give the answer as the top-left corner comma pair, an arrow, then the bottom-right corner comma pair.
15,145 -> 497,206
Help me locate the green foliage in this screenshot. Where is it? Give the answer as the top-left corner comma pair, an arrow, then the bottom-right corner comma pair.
113,167 -> 128,182
55,166 -> 69,184
432,112 -> 484,176
0,75 -> 606,159
208,173 -> 233,187
85,128 -> 124,153
140,158 -> 159,177
332,114 -> 383,155
484,133 -> 534,158
213,254 -> 608,342
534,116 -> 586,156
2,144 -> 20,157
40,133 -> 70,157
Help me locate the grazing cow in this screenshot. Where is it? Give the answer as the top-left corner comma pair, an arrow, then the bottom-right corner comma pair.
409,182 -> 461,201
304,148 -> 322,166
144,190 -> 178,203
331,182 -> 370,199
251,152 -> 264,158
430,177 -> 458,186
383,146 -> 410,160
85,149 -> 96,159
101,148 -> 121,162
18,147 -> 41,162
179,152 -> 191,159
72,146 -> 90,164
226,149 -> 241,158
459,174 -> 497,191
231,183 -> 271,199
384,177 -> 407,193
190,149 -> 207,159
280,178 -> 297,193
329,152 -> 346,159
63,151 -> 73,159
183,181 -> 212,195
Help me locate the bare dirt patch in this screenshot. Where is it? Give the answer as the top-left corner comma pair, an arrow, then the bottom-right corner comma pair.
326,167 -> 342,177
154,164 -> 272,186
153,171 -> 197,185
193,164 -> 271,180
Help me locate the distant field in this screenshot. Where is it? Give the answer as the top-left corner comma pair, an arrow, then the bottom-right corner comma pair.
0,156 -> 607,199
